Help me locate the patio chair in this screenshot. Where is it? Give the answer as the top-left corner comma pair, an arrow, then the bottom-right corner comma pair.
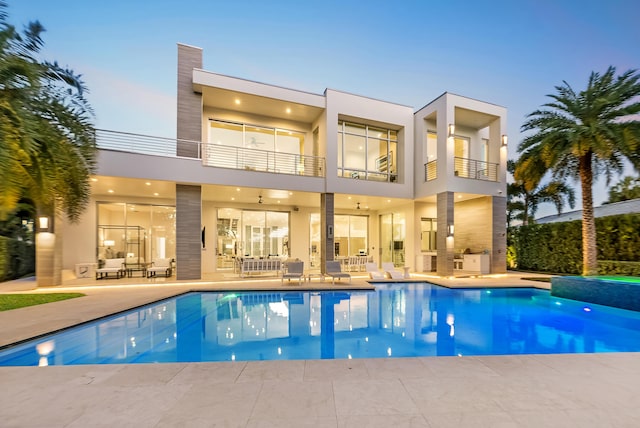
326,261 -> 351,285
96,258 -> 126,279
382,262 -> 404,279
147,258 -> 173,278
282,261 -> 304,285
365,262 -> 386,280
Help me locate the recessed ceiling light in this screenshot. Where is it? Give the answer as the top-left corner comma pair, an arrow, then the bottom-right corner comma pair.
348,196 -> 352,200
108,189 -> 114,193
145,182 -> 151,186
288,192 -> 293,195
153,192 -> 159,196
236,188 -> 240,192
277,200 -> 281,204
231,197 -> 235,201
286,108 -> 291,114
235,99 -> 241,105
387,199 -> 391,203
90,178 -> 98,182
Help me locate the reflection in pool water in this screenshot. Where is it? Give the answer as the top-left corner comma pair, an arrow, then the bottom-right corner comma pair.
2,283 -> 640,366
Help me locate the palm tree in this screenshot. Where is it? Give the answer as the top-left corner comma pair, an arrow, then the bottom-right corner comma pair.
518,67 -> 640,275
507,160 -> 575,226
605,175 -> 640,203
0,2 -> 96,284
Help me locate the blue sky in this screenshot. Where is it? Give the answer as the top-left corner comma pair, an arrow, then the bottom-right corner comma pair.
9,0 -> 640,215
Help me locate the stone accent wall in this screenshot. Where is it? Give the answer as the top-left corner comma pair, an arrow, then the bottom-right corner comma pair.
491,196 -> 507,273
454,197 -> 492,253
177,44 -> 202,157
436,192 -> 454,276
320,193 -> 335,274
176,184 -> 202,280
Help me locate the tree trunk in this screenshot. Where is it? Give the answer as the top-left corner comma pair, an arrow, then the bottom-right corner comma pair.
580,153 -> 598,275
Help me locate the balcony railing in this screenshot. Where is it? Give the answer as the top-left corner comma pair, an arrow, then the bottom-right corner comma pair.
202,143 -> 325,177
425,160 -> 437,181
96,129 -> 201,158
423,158 -> 499,182
96,129 -> 325,178
454,157 -> 498,181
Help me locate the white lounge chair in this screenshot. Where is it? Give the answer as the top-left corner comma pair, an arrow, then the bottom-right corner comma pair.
147,258 -> 173,278
382,262 -> 404,279
326,261 -> 351,284
282,261 -> 304,285
365,262 -> 386,280
96,258 -> 125,279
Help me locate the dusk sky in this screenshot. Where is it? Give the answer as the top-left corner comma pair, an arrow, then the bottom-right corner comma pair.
10,0 -> 640,216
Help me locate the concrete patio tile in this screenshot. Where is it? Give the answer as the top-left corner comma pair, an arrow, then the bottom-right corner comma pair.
237,360 -> 305,382
156,381 -> 261,428
169,361 -> 246,385
475,354 -> 560,378
416,355 -> 501,379
338,414 -> 430,427
509,408 -> 640,428
92,362 -> 186,386
65,384 -> 191,428
403,376 -> 504,414
246,416 -> 338,427
423,411 -> 518,428
363,357 -> 431,380
303,358 -> 370,382
333,379 -> 420,417
251,380 -> 335,419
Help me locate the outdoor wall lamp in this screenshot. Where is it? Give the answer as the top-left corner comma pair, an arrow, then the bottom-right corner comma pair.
447,224 -> 454,237
501,134 -> 508,147
448,124 -> 455,138
37,216 -> 52,233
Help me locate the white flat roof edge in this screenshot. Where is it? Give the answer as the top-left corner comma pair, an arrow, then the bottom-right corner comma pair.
193,69 -> 326,108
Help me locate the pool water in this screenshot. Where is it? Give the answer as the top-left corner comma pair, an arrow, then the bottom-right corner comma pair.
2,283 -> 640,366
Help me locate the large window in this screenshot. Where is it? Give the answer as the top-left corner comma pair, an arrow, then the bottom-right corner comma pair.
337,121 -> 398,182
209,120 -> 304,154
97,202 -> 176,263
309,213 -> 368,262
216,208 -> 289,269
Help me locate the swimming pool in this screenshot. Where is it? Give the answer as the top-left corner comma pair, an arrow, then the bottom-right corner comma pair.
2,283 -> 640,366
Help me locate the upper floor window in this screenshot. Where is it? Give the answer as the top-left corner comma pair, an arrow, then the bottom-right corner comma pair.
209,120 -> 304,154
337,121 -> 398,182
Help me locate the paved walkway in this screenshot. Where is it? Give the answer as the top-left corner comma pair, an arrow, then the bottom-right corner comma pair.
2,272 -> 639,427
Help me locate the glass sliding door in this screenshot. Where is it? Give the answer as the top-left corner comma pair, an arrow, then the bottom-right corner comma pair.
379,212 -> 405,266
217,208 -> 290,267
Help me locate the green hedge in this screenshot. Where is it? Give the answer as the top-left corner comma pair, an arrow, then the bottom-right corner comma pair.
0,236 -> 35,282
511,213 -> 640,275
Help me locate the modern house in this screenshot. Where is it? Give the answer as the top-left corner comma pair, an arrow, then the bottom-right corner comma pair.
50,43 -> 508,285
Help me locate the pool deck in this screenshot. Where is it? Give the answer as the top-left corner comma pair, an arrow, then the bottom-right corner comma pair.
1,272 -> 640,427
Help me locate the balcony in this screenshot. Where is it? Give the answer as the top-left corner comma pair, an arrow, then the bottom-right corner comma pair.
423,157 -> 498,182
96,129 -> 201,157
96,130 -> 325,178
202,143 -> 325,177
454,157 -> 498,181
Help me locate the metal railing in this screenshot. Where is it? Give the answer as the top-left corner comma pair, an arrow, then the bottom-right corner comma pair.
96,129 -> 202,158
425,160 -> 437,181
202,143 -> 325,177
96,129 -> 326,178
454,157 -> 498,181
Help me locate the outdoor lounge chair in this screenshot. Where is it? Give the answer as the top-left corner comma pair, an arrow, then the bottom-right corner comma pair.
326,261 -> 351,285
282,261 -> 304,285
382,262 -> 404,279
96,258 -> 125,279
147,258 -> 173,278
365,262 -> 386,280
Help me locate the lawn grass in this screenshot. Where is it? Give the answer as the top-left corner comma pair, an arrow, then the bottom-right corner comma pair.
0,293 -> 85,311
